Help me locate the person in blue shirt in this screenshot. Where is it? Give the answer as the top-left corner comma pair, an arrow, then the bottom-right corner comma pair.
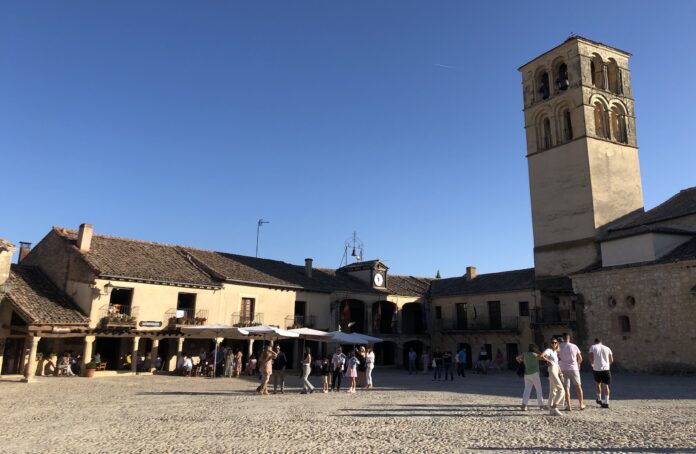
457,348 -> 467,377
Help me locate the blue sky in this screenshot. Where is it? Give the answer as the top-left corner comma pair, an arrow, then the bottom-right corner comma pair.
1,1 -> 695,277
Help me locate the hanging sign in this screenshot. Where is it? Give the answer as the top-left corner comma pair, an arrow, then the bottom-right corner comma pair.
139,321 -> 163,328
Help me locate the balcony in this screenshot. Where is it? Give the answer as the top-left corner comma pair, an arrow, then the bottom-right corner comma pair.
231,312 -> 263,327
99,304 -> 139,328
165,308 -> 209,326
531,308 -> 576,325
433,316 -> 519,332
285,314 -> 316,329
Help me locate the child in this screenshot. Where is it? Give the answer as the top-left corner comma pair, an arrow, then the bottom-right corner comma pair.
345,350 -> 359,393
321,356 -> 331,393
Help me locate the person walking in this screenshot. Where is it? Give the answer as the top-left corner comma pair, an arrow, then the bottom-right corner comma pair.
408,348 -> 417,374
541,338 -> 565,416
234,349 -> 243,377
321,356 -> 331,393
345,350 -> 359,393
257,346 -> 277,396
456,348 -> 467,377
421,349 -> 430,375
442,351 -> 454,381
301,348 -> 315,394
516,344 -> 545,411
357,346 -> 367,387
494,349 -> 505,372
272,344 -> 288,394
477,346 -> 489,374
224,348 -> 234,378
365,347 -> 375,389
330,347 -> 346,392
559,333 -> 585,411
589,338 -> 614,409
432,351 -> 443,380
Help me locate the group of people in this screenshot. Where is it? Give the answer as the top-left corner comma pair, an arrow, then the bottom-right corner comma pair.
517,334 -> 614,416
407,346 -> 506,378
56,351 -> 80,376
250,344 -> 377,396
179,347 -> 244,377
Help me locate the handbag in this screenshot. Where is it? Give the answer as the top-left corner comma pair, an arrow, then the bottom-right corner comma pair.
516,361 -> 525,377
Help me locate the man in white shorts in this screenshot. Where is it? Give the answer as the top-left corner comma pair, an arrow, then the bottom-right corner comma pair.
589,338 -> 614,409
559,332 -> 585,411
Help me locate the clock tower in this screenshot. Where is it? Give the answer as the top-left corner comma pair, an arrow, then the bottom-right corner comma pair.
337,260 -> 388,289
519,36 -> 644,277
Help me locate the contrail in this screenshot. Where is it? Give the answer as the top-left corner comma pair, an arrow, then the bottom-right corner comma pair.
434,63 -> 455,69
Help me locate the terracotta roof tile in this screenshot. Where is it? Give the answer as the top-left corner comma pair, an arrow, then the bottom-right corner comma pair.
5,265 -> 89,325
54,228 -> 220,288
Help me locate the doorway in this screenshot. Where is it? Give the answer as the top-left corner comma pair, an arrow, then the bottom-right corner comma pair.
506,343 -> 519,370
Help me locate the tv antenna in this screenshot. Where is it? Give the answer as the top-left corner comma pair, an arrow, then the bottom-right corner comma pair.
255,219 -> 270,257
340,231 -> 364,267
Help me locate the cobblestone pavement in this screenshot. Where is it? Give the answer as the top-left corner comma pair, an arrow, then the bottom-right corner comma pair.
1,370 -> 695,453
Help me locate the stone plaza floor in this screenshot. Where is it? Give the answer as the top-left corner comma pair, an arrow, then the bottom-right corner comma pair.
0,369 -> 695,453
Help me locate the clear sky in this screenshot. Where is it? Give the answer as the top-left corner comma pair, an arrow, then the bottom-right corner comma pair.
1,1 -> 695,277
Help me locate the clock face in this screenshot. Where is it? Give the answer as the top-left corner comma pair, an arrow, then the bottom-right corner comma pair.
373,272 -> 384,287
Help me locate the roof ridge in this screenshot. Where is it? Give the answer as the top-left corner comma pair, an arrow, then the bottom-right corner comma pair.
437,267 -> 534,281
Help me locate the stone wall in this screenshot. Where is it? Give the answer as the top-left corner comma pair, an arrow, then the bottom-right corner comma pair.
572,260 -> 696,372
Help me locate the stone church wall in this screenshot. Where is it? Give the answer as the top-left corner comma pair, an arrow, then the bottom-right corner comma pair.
572,261 -> 696,372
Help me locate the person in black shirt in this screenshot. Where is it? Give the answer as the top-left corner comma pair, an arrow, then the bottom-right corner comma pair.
272,344 -> 287,394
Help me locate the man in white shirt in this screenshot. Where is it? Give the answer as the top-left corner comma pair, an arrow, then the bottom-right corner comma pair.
588,338 -> 614,409
330,347 -> 347,392
559,333 -> 585,411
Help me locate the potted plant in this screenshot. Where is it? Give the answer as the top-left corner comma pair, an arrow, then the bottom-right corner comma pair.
84,361 -> 97,378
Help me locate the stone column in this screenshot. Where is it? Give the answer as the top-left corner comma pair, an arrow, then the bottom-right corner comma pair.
131,336 -> 140,374
247,339 -> 255,358
22,336 -> 41,383
19,336 -> 31,377
0,337 -> 6,378
81,335 -> 95,375
175,337 -> 185,370
149,338 -> 159,373
366,305 -> 373,335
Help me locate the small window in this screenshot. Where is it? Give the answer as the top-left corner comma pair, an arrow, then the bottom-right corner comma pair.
518,301 -> 529,317
539,72 -> 550,100
594,102 -> 610,139
608,296 -> 617,308
619,315 -> 631,333
562,109 -> 573,142
607,59 -> 622,94
591,55 -> 605,89
556,63 -> 569,91
611,106 -> 628,144
542,117 -> 552,150
176,293 -> 197,318
626,296 -> 636,307
435,306 -> 442,320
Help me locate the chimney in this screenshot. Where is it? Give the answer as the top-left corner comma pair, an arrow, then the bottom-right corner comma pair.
304,258 -> 313,278
18,242 -> 31,263
465,266 -> 477,281
77,223 -> 93,252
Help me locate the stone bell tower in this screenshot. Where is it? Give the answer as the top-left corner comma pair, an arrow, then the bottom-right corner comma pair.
519,36 -> 644,277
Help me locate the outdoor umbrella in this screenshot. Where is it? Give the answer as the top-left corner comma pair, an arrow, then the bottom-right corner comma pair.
349,333 -> 383,344
289,327 -> 332,357
241,325 -> 300,341
326,331 -> 369,345
180,324 -> 248,377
